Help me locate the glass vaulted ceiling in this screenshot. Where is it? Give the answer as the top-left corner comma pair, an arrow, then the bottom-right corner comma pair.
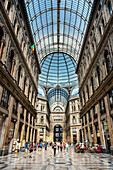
24,0 -> 94,63
39,53 -> 78,88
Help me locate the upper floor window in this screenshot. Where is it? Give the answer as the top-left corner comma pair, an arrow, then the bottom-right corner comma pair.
86,85 -> 89,99
7,1 -> 11,15
91,77 -> 94,94
41,116 -> 44,123
88,110 -> 92,122
0,27 -> 4,47
23,77 -> 26,93
108,1 -> 112,16
17,66 -> 21,85
99,98 -> 106,115
109,89 -> 113,109
83,90 -> 86,104
99,26 -> 102,39
102,18 -> 105,32
73,116 -> 76,124
104,50 -> 112,74
7,50 -> 14,74
97,66 -> 101,85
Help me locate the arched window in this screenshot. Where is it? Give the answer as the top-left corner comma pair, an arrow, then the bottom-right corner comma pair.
41,106 -> 43,111
102,18 -> 105,32
7,50 -> 14,74
41,116 -> 44,123
108,1 -> 112,16
31,91 -> 34,104
97,66 -> 101,85
13,18 -> 16,29
17,66 -> 21,85
17,26 -> 19,37
83,90 -> 86,104
0,27 -> 4,60
0,27 -> 4,47
99,26 -> 102,38
23,77 -> 26,93
7,1 -> 11,14
74,106 -> 76,111
86,85 -> 89,99
80,95 -> 83,107
104,50 -> 111,74
72,106 -> 73,112
73,116 -> 76,124
91,77 -> 94,94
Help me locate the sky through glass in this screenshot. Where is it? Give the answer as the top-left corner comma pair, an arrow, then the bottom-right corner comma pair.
24,0 -> 94,63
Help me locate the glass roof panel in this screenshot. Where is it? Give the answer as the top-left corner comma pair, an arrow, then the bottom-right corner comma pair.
24,0 -> 93,63
38,53 -> 78,88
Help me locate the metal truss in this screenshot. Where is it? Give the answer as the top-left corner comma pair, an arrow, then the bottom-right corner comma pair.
24,0 -> 94,63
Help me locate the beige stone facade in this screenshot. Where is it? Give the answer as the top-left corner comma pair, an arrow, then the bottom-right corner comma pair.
76,0 -> 113,154
36,91 -> 81,144
0,0 -> 40,155
66,95 -> 81,143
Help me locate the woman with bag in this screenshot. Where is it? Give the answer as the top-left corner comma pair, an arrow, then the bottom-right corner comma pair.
24,142 -> 28,158
29,142 -> 33,158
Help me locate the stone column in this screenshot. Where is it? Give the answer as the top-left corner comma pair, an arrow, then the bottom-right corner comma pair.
13,103 -> 22,139
43,127 -> 46,141
37,127 -> 40,143
30,116 -> 33,142
33,129 -> 35,143
82,129 -> 84,141
91,108 -> 97,144
0,96 -> 14,149
97,102 -> 105,147
63,129 -> 66,142
87,113 -> 92,145
30,128 -> 33,142
83,116 -> 87,141
26,113 -> 30,142
104,95 -> 113,154
20,109 -> 27,143
0,85 -> 3,101
70,127 -> 73,143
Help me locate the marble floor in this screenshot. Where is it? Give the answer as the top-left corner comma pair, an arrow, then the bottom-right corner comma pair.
0,146 -> 113,170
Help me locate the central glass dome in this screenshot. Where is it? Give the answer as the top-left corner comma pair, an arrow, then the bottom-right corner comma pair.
39,53 -> 78,88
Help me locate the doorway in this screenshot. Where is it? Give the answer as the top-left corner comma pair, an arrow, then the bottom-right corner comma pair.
54,125 -> 62,142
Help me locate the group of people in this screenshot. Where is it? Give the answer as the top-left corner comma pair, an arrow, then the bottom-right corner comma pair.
24,142 -> 34,158
52,142 -> 69,156
24,141 -> 69,157
74,142 -> 102,153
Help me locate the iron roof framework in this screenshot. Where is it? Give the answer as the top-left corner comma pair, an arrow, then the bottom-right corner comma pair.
24,0 -> 93,63
39,52 -> 78,88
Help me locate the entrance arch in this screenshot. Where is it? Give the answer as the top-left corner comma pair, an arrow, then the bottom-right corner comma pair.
54,125 -> 63,142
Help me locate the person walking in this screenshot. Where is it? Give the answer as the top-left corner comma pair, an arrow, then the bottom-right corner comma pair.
60,142 -> 63,152
66,142 -> 68,151
29,142 -> 33,158
40,142 -> 42,151
25,142 -> 28,158
57,142 -> 60,151
53,142 -> 57,156
44,142 -> 47,150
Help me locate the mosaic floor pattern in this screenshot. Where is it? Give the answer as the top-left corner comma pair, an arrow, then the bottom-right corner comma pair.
0,147 -> 113,170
